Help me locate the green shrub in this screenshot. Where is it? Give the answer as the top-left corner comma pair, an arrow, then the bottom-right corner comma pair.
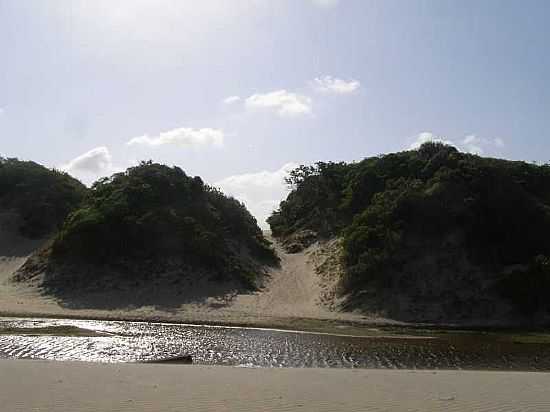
52,161 -> 276,285
0,157 -> 87,237
269,143 -> 550,310
499,255 -> 550,314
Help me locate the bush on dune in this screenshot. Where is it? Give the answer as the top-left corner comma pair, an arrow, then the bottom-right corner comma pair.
52,161 -> 276,287
268,142 -> 550,317
0,157 -> 87,237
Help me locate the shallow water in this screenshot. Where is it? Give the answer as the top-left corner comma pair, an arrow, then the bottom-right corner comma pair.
0,317 -> 549,370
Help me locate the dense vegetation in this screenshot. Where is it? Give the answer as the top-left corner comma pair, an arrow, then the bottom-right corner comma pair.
269,143 -> 550,319
51,161 -> 276,287
0,157 -> 87,237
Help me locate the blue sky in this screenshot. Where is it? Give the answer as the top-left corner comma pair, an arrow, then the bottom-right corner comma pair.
1,0 -> 549,226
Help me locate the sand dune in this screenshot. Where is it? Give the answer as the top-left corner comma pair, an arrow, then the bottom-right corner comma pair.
1,360 -> 550,412
0,217 -> 380,329
0,212 -> 59,315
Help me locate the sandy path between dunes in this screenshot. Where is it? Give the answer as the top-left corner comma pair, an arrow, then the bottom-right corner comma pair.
229,236 -> 338,319
2,360 -> 550,412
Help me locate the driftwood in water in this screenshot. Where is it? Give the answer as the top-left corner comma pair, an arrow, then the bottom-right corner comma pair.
142,355 -> 193,364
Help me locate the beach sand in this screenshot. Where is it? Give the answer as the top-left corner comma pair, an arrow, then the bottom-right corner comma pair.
1,360 -> 549,411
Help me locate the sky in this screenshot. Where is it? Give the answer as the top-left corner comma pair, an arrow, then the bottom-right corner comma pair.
1,0 -> 549,227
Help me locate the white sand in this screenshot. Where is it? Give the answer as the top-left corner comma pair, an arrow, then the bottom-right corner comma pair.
1,360 -> 549,411
229,237 -> 342,319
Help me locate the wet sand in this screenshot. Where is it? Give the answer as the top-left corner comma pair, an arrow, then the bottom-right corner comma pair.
1,360 -> 550,411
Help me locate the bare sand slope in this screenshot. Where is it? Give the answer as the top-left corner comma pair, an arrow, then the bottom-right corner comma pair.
1,360 -> 550,412
0,212 -> 59,314
230,237 -> 343,319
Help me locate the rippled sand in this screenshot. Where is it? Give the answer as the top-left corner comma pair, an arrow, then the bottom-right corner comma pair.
1,360 -> 550,412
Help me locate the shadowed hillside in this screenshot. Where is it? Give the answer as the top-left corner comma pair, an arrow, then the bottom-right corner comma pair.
268,143 -> 550,323
0,157 -> 87,238
16,161 -> 277,303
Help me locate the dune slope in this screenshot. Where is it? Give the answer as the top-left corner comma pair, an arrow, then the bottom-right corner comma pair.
0,225 -> 371,326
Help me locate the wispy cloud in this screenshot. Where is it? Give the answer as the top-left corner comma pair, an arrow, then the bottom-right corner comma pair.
215,163 -> 297,228
223,95 -> 241,104
462,135 -> 505,155
127,127 -> 224,148
310,0 -> 339,8
409,132 -> 455,150
312,75 -> 360,94
409,132 -> 505,155
234,76 -> 358,118
245,90 -> 312,117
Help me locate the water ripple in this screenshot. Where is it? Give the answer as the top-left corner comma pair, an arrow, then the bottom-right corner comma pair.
0,317 -> 549,370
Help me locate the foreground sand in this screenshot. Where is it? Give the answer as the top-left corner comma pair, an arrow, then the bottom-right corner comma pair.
1,360 -> 549,411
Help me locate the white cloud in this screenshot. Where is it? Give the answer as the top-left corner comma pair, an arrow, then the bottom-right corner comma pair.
223,95 -> 241,104
60,146 -> 123,185
462,135 -> 505,155
245,90 -> 312,117
0,108 -> 4,115
312,75 -> 360,94
215,163 -> 297,228
409,132 -> 505,155
310,0 -> 339,8
409,132 -> 456,150
62,146 -> 113,174
462,135 -> 484,155
127,127 -> 224,148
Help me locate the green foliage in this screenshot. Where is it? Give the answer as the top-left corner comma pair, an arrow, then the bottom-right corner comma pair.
0,157 -> 87,237
53,161 -> 275,285
342,178 -> 420,289
269,143 -> 550,314
499,256 -> 550,314
268,161 -> 350,237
